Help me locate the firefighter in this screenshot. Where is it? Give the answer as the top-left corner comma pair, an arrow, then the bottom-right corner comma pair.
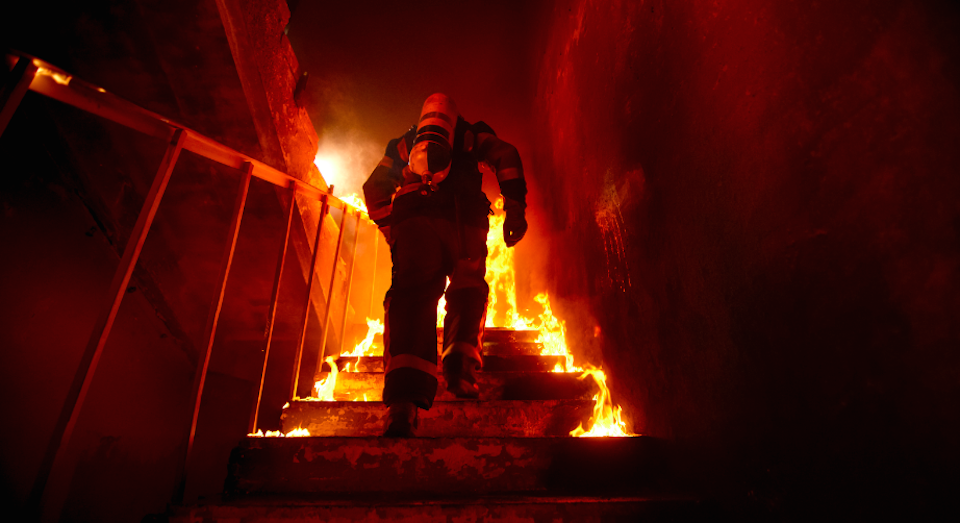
363,93 -> 527,437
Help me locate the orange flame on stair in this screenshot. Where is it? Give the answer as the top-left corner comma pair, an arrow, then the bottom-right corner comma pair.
484,198 -> 528,328
247,426 -> 311,438
297,356 -> 338,402
570,368 -> 634,437
341,318 -> 384,357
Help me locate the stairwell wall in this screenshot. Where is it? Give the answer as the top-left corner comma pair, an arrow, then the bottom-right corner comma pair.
525,0 -> 960,517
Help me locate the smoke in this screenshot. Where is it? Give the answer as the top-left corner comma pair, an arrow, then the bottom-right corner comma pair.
312,75 -> 384,199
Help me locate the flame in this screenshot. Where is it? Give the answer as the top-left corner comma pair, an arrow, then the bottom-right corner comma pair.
285,427 -> 311,437
339,193 -> 368,215
533,293 -> 580,372
342,318 -> 384,357
37,66 -> 72,86
484,198 -> 525,327
298,356 -> 338,401
282,402 -> 290,409
247,426 -> 311,437
570,368 -> 635,437
480,200 -> 579,372
437,278 -> 450,327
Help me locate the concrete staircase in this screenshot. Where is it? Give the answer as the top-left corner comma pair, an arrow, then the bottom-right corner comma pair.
171,328 -> 710,521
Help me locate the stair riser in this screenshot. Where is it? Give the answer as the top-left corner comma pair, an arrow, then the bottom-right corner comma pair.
172,498 -> 703,522
343,329 -> 544,358
228,437 -> 662,495
320,372 -> 597,402
325,354 -> 569,373
281,400 -> 594,437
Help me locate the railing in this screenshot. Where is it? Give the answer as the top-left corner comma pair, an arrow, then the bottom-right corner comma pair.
1,52 -> 382,514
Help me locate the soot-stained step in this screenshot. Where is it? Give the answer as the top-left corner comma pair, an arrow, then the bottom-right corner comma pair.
324,354 -> 570,373
281,399 -> 595,437
322,371 -> 598,402
481,328 -> 544,356
170,495 -> 712,522
354,328 -> 546,357
226,436 -> 666,496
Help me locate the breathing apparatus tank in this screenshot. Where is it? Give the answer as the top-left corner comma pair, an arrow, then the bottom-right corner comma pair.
408,93 -> 459,190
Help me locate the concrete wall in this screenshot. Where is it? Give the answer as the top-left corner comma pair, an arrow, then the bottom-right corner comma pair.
526,0 -> 959,517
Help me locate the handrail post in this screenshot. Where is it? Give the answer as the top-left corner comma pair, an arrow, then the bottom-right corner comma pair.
337,211 -> 363,356
30,128 -> 187,520
289,192 -> 331,400
314,206 -> 349,378
250,181 -> 297,433
0,56 -> 38,137
367,223 -> 380,320
175,161 -> 253,504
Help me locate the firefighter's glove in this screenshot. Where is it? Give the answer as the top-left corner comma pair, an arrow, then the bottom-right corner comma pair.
503,198 -> 527,247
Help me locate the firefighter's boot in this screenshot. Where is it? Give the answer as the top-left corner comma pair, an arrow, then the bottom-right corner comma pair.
442,344 -> 482,399
383,401 -> 419,437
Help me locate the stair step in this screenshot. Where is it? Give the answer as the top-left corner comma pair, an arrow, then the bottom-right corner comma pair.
481,327 -> 543,355
171,494 -> 711,522
227,436 -> 665,496
480,327 -> 539,344
326,354 -> 570,373
324,371 -> 597,401
281,399 -> 595,437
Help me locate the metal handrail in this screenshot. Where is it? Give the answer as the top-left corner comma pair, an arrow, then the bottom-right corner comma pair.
1,51 -> 379,515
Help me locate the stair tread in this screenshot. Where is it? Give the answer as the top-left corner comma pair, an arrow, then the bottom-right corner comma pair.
281,399 -> 596,437
228,436 -> 665,496
325,371 -> 596,401
328,354 -> 571,373
171,494 -> 712,522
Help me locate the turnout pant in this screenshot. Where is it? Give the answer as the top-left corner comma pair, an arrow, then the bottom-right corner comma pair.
382,215 -> 489,408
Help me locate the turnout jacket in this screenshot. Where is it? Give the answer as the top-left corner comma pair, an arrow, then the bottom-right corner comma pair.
363,118 -> 527,231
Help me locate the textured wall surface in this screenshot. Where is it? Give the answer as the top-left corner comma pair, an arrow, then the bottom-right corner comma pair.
527,0 -> 960,517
